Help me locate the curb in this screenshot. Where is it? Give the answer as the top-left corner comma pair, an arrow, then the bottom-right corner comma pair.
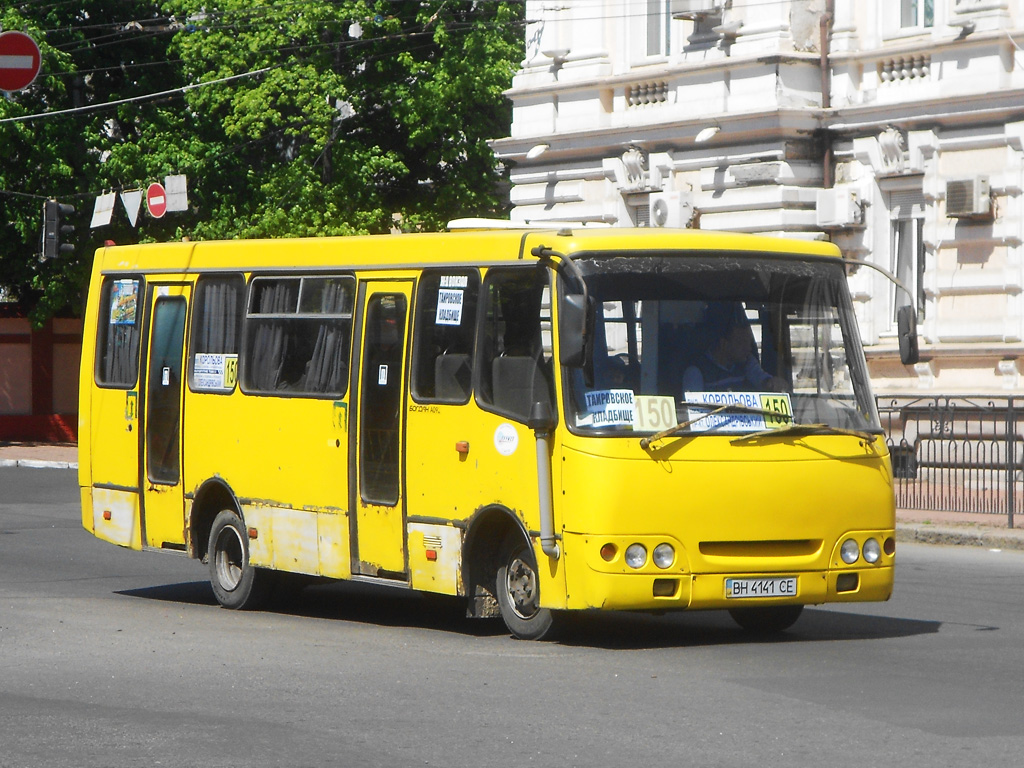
897,523 -> 1024,551
0,459 -> 78,470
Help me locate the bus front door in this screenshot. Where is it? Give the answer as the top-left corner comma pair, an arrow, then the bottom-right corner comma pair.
140,284 -> 190,551
352,282 -> 413,579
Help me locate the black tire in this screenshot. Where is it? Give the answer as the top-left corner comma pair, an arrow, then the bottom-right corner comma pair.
496,533 -> 557,640
208,509 -> 276,610
728,604 -> 804,633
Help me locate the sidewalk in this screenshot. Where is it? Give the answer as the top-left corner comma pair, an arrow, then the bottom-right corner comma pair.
0,441 -> 79,470
3,441 -> 1024,550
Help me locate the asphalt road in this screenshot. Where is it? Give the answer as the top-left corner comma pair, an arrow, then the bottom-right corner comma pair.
2,467 -> 1023,767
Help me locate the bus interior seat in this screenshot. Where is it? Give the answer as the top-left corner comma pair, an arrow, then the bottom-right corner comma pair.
492,355 -> 550,416
435,352 -> 471,401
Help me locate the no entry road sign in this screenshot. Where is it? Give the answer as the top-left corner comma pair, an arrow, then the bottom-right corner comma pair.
146,182 -> 167,219
0,31 -> 41,93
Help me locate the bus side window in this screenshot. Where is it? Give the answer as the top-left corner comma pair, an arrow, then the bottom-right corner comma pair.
477,267 -> 553,422
189,274 -> 245,393
410,269 -> 480,403
96,276 -> 144,388
242,275 -> 354,397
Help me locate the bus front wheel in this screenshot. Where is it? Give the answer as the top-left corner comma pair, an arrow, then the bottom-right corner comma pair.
728,604 -> 804,633
496,534 -> 557,640
208,509 -> 276,610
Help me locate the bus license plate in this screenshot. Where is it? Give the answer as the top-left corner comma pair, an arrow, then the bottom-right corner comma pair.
725,577 -> 797,599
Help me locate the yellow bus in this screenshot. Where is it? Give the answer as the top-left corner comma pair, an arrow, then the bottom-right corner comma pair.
78,227 -> 896,639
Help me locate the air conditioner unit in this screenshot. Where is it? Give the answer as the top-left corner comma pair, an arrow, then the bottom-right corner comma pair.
648,191 -> 693,228
671,0 -> 722,20
946,177 -> 991,218
815,187 -> 862,228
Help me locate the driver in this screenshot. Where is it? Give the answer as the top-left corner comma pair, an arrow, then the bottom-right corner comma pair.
682,303 -> 785,393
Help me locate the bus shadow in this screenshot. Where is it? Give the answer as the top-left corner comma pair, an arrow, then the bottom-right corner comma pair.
556,607 -> 942,649
116,578 -> 507,637
118,579 -> 940,646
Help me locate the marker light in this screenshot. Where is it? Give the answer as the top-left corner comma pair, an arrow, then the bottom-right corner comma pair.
863,538 -> 881,564
600,543 -> 618,562
840,538 -> 860,564
625,543 -> 647,569
653,543 -> 675,569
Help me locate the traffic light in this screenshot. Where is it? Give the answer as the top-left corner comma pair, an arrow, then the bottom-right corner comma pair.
41,199 -> 75,260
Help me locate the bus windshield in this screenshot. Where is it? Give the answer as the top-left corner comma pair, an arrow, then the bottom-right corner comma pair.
566,252 -> 881,436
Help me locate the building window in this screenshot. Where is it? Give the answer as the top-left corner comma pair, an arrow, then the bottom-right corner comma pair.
902,0 -> 934,29
890,215 -> 926,327
647,0 -> 670,57
881,186 -> 927,334
632,0 -> 672,62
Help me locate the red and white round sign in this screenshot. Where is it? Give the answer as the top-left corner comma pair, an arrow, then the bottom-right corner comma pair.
146,182 -> 167,219
0,31 -> 42,93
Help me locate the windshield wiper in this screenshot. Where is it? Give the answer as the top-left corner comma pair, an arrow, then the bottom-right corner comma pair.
639,403 -> 793,450
730,422 -> 882,444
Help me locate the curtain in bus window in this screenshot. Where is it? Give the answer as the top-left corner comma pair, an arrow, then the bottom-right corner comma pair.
190,276 -> 245,393
248,281 -> 295,391
305,280 -> 350,394
99,278 -> 142,387
197,280 -> 240,354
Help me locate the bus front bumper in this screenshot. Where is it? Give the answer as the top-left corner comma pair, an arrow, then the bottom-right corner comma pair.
560,533 -> 893,612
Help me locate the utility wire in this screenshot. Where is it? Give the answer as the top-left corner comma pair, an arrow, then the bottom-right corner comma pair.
0,65 -> 274,125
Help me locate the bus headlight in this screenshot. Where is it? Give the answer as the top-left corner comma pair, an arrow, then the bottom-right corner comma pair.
625,544 -> 647,569
863,538 -> 881,564
653,543 -> 675,569
840,538 -> 859,564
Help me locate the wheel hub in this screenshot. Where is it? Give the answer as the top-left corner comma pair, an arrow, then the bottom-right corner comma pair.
506,555 -> 539,619
214,528 -> 245,592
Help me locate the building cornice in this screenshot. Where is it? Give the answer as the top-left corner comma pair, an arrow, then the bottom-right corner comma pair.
490,108 -> 820,160
503,52 -> 822,99
829,27 -> 1024,65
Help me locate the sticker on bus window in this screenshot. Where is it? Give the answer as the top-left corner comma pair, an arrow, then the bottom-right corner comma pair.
193,353 -> 238,391
110,279 -> 139,325
576,389 -> 636,429
435,287 -> 464,326
683,391 -> 793,433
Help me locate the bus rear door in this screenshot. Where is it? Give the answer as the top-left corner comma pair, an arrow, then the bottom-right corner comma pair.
352,281 -> 413,578
140,284 -> 190,551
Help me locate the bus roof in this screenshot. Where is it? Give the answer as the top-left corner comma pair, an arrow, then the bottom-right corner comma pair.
92,227 -> 842,274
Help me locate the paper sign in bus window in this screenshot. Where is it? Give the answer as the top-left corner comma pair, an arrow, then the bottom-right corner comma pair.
110,279 -> 139,325
576,389 -> 636,428
436,288 -> 464,326
683,391 -> 793,433
193,353 -> 238,391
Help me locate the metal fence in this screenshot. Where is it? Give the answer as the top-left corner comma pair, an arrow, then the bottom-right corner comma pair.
875,395 -> 1022,527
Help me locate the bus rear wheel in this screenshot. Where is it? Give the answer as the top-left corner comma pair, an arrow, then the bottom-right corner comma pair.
208,509 -> 276,610
496,534 -> 557,640
728,604 -> 804,633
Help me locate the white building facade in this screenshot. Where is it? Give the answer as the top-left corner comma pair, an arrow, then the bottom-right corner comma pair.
490,0 -> 1024,394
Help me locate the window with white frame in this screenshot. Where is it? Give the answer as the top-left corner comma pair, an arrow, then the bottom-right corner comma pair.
901,0 -> 934,29
630,0 -> 672,62
887,188 -> 927,329
647,0 -> 670,56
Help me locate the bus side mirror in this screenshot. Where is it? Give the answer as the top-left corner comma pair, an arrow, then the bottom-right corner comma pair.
559,294 -> 587,367
897,305 -> 920,366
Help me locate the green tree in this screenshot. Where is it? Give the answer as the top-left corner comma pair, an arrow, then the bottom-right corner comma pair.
0,1 -> 524,324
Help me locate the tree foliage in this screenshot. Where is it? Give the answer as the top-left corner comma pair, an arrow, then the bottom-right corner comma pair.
0,1 -> 524,324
